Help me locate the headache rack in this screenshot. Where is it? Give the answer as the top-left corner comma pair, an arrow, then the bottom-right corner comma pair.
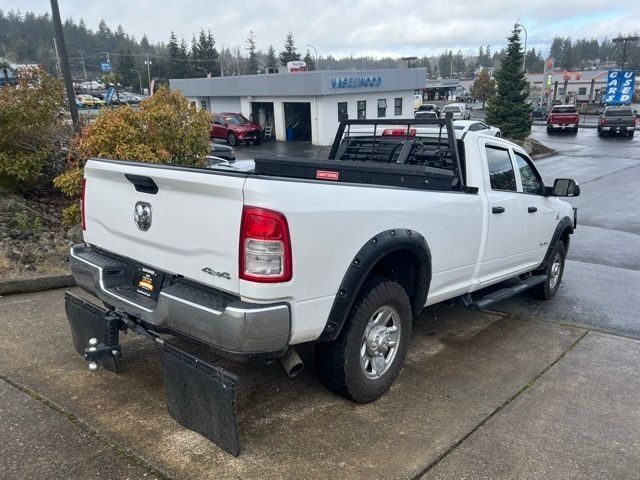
253,115 -> 468,192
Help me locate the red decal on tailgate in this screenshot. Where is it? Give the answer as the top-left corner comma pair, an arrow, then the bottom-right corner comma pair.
316,170 -> 339,181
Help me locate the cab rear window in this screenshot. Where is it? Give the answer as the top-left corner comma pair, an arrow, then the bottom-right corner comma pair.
605,108 -> 633,116
551,106 -> 577,113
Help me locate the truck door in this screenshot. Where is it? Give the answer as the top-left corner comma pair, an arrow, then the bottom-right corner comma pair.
511,149 -> 557,266
477,141 -> 530,284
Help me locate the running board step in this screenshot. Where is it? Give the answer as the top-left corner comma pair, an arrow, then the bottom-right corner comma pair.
462,275 -> 548,311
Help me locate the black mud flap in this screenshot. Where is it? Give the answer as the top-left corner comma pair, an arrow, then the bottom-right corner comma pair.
161,341 -> 240,456
65,292 -> 120,372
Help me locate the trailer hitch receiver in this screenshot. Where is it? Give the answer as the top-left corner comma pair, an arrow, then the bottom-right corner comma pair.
65,291 -> 241,456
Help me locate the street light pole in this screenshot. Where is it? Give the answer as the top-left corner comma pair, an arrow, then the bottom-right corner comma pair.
131,68 -> 142,94
516,22 -> 528,71
196,67 -> 209,77
50,0 -> 79,130
612,36 -> 640,69
306,44 -> 319,70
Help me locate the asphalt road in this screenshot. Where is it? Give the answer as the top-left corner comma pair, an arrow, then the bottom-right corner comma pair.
495,126 -> 640,338
2,127 -> 640,479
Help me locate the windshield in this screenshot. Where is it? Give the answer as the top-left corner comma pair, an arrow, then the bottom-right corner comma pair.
225,115 -> 249,125
415,112 -> 437,119
551,106 -> 577,113
454,125 -> 465,130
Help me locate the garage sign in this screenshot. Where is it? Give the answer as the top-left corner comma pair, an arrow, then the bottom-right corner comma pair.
602,70 -> 636,105
330,76 -> 382,88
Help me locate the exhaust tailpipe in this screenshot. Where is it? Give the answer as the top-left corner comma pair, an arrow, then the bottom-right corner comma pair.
280,348 -> 304,378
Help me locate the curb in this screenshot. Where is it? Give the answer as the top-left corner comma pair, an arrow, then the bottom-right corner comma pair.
532,150 -> 558,160
0,274 -> 76,296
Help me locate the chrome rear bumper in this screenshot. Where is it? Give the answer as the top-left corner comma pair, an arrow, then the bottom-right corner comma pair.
69,244 -> 290,358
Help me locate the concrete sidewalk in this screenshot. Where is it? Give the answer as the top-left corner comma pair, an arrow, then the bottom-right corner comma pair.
1,288 -> 640,479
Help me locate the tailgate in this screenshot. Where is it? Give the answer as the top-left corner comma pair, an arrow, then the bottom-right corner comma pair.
551,114 -> 578,123
83,159 -> 246,295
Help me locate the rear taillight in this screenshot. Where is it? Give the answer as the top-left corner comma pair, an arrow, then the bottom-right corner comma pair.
382,128 -> 416,137
632,117 -> 637,126
600,118 -> 607,126
240,206 -> 292,283
80,178 -> 86,231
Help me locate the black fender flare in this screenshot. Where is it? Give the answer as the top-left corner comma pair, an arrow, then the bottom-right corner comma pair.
317,229 -> 431,342
537,216 -> 574,272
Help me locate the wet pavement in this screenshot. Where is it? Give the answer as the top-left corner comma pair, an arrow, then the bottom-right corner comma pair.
2,127 -> 640,479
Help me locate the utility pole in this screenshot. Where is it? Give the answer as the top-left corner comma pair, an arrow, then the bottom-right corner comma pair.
307,44 -> 319,70
79,51 -> 87,80
144,55 -> 152,95
613,36 -> 639,69
50,0 -> 79,130
53,37 -> 62,79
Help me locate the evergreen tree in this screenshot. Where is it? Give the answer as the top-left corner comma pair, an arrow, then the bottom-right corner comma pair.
485,25 -> 531,140
246,31 -> 259,74
166,32 -> 182,79
279,32 -> 300,65
265,45 -> 278,69
453,49 -> 465,76
438,50 -> 453,78
303,50 -> 316,70
117,48 -> 137,89
549,37 -> 563,65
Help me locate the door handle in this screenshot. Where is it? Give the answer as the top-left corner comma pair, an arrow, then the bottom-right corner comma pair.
492,206 -> 505,214
528,206 -> 538,213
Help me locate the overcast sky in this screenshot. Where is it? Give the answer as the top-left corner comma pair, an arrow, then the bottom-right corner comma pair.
4,0 -> 639,57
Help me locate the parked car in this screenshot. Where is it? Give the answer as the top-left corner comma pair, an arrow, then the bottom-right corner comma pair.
531,106 -> 550,121
211,113 -> 263,146
77,94 -> 106,109
417,103 -> 440,116
455,92 -> 473,102
598,106 -> 636,138
66,116 -> 579,455
453,120 -> 501,137
209,141 -> 236,161
547,105 -> 579,134
441,103 -> 471,120
415,110 -> 439,120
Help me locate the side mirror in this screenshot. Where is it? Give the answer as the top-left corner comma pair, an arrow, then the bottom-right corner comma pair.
548,178 -> 580,197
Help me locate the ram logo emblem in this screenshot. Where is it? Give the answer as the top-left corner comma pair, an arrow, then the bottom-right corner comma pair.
134,201 -> 152,231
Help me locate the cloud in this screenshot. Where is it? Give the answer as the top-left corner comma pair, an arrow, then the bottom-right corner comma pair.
4,0 -> 638,57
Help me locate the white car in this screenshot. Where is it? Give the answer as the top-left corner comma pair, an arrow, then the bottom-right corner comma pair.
441,103 -> 471,120
66,117 -> 579,455
454,120 -> 501,137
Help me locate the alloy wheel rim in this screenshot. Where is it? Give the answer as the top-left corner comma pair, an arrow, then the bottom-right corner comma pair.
360,305 -> 401,380
549,253 -> 562,289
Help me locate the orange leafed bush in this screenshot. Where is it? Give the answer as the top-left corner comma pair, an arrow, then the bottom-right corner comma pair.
55,88 -> 211,224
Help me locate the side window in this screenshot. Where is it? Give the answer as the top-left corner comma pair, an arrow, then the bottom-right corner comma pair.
394,97 -> 402,116
468,123 -> 481,131
357,101 -> 366,119
377,99 -> 387,118
337,102 -> 348,122
486,146 -> 517,191
514,151 -> 543,195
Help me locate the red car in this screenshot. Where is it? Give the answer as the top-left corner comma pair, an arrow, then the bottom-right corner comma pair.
211,113 -> 263,146
546,105 -> 579,134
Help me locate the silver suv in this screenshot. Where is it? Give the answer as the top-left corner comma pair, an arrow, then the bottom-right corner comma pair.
441,103 -> 471,120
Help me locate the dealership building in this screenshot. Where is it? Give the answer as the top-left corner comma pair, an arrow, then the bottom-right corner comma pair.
170,68 -> 426,145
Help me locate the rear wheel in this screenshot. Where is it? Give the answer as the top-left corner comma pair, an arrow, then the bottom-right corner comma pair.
315,278 -> 412,403
547,126 -> 553,134
530,241 -> 566,300
629,131 -> 635,138
227,132 -> 237,146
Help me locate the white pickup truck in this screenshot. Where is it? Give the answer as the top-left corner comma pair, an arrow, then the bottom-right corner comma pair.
65,117 -> 579,454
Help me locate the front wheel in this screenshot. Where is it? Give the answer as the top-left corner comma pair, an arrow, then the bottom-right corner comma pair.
315,278 -> 412,403
530,241 -> 566,300
227,132 -> 237,146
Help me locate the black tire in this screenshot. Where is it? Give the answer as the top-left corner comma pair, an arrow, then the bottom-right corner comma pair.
598,127 -> 603,137
254,138 -> 262,145
530,241 -> 566,300
629,131 -> 635,138
315,277 -> 412,403
547,126 -> 553,134
227,132 -> 237,146
572,127 -> 579,134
